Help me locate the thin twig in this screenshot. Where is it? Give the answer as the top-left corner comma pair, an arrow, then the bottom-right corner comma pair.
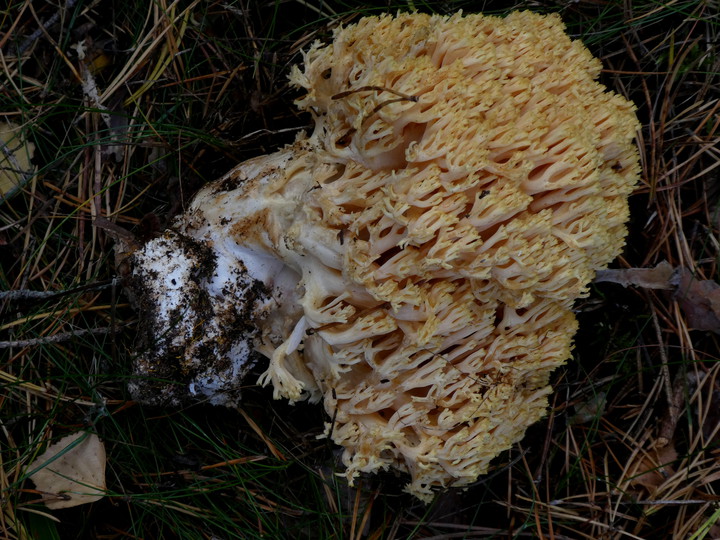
331,86 -> 418,102
0,280 -> 115,302
16,0 -> 78,56
0,326 -> 118,349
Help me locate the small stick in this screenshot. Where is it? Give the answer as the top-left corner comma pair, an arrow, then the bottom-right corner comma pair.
331,86 -> 419,148
0,280 -> 115,302
16,0 -> 78,56
331,85 -> 418,102
0,326 -> 117,349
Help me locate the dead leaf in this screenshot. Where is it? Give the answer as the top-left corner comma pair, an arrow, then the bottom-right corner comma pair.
628,443 -> 678,492
569,391 -> 607,425
0,122 -> 35,200
27,432 -> 106,509
595,263 -> 720,334
687,370 -> 720,448
672,268 -> 720,334
594,261 -> 675,289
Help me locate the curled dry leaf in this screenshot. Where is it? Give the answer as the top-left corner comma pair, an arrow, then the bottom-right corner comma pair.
595,262 -> 720,334
594,260 -> 674,289
688,371 -> 720,445
27,432 -> 106,509
672,268 -> 720,334
0,121 -> 35,201
627,443 -> 678,493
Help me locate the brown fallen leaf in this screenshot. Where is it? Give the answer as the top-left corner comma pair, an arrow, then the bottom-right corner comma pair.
27,432 -> 106,509
594,260 -> 675,289
672,268 -> 720,334
627,442 -> 678,492
595,262 -> 720,334
688,371 -> 720,446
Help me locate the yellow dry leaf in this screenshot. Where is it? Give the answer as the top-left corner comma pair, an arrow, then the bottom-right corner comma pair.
27,432 -> 106,509
0,122 -> 35,199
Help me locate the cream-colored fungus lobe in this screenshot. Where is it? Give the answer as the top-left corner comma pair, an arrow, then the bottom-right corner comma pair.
126,11 -> 640,500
